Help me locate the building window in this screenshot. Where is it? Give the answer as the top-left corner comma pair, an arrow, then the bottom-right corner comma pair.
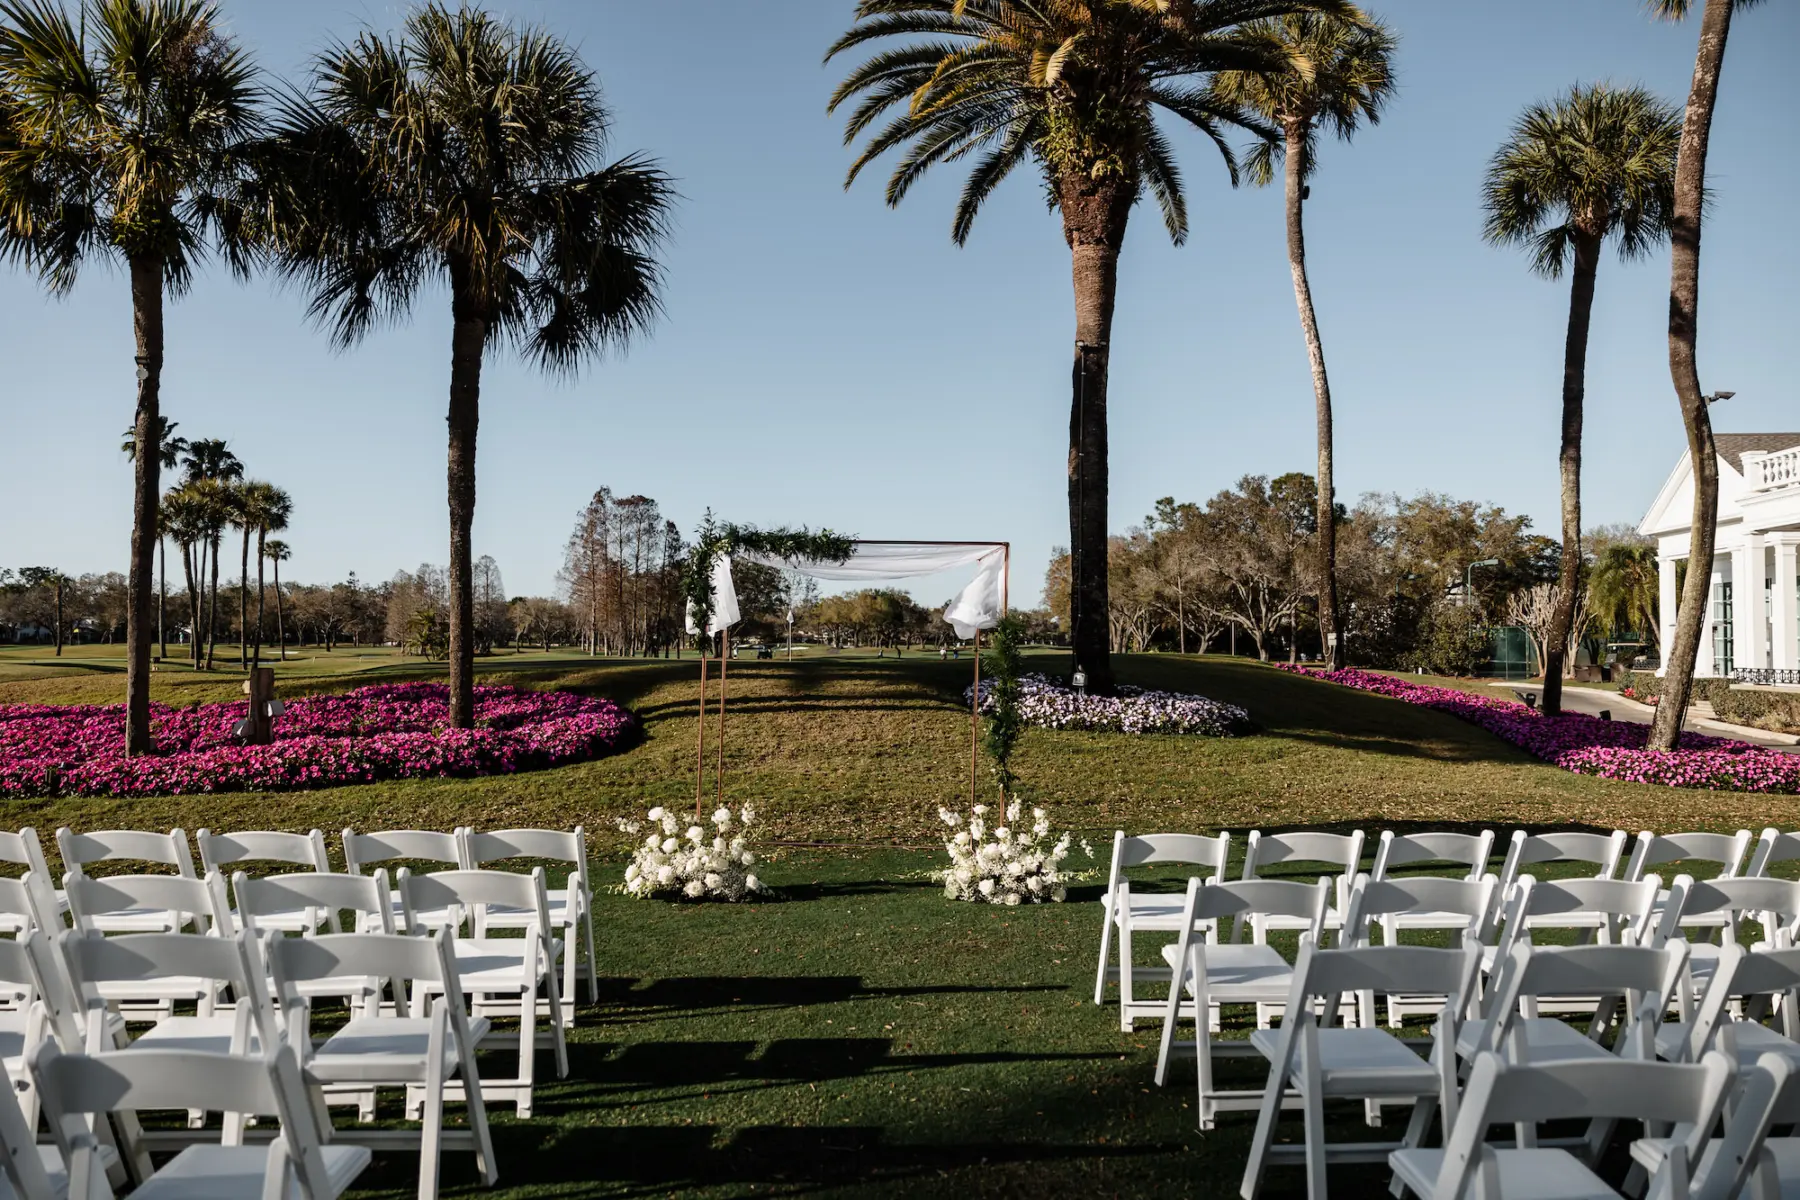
1713,578 -> 1734,676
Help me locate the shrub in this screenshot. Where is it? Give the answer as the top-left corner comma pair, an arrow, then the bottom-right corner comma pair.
1416,602 -> 1491,677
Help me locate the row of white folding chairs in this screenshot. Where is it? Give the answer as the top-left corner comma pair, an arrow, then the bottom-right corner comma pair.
0,922 -> 503,1199
1095,824 -> 1788,1031
1196,929 -> 1765,1200
0,863 -> 569,1120
0,824 -> 596,1017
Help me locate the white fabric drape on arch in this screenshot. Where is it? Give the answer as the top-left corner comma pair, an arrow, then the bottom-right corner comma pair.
701,542 -> 1005,638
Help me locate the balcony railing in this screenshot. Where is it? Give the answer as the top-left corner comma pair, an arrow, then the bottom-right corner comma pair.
1746,445 -> 1800,491
1734,667 -> 1800,687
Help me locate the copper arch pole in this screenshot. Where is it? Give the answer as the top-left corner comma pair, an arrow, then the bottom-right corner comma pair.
716,627 -> 729,809
694,645 -> 708,820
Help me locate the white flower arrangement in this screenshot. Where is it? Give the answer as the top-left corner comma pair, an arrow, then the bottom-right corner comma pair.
937,801 -> 1080,905
618,804 -> 767,901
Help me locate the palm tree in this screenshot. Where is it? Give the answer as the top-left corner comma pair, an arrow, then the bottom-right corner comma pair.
121,416 -> 189,660
1483,83 -> 1679,715
1210,11 -> 1395,673
179,439 -> 241,670
1644,0 -> 1765,751
1591,541 -> 1660,654
827,0 -> 1356,694
158,483 -> 210,668
253,3 -> 674,728
0,0 -> 260,752
242,483 -> 291,667
262,538 -> 290,662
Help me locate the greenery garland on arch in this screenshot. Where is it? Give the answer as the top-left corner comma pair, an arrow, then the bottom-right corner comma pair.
680,514 -> 856,647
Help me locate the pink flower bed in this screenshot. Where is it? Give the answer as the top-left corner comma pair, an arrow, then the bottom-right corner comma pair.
0,683 -> 638,798
1281,666 -> 1800,794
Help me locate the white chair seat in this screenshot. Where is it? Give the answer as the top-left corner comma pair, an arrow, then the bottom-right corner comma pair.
1636,1131 -> 1800,1193
1249,1027 -> 1434,1095
126,1014 -> 258,1056
307,1015 -> 494,1083
440,937 -> 559,992
94,976 -> 214,1003
1160,942 -> 1295,1004
129,1143 -> 371,1200
480,893 -> 576,929
1391,1147 -> 1617,1200
1454,1017 -> 1613,1065
1655,1019 -> 1800,1069
235,905 -> 326,934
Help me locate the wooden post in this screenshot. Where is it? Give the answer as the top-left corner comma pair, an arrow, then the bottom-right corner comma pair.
695,646 -> 708,821
716,627 -> 729,808
970,629 -> 980,810
241,666 -> 276,746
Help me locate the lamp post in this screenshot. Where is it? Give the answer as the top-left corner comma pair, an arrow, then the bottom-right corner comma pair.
1704,390 -> 1734,404
1465,559 -> 1500,609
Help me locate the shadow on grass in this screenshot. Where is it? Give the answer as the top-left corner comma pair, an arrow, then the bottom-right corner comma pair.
594,975 -> 1065,1020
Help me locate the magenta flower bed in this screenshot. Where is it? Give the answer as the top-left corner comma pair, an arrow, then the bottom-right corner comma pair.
0,683 -> 638,798
1280,666 -> 1800,794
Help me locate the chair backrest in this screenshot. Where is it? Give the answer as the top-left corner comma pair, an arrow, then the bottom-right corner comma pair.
1183,877 -> 1331,930
1496,874 -> 1663,955
1107,830 -> 1230,874
1481,941 -> 1688,1060
1656,877 -> 1800,947
1370,830 -> 1495,882
1680,943 -> 1800,1062
65,870 -> 231,936
1496,829 -> 1628,896
1338,874 -> 1498,947
197,829 -> 330,876
0,829 -> 62,926
463,827 -> 588,874
342,828 -> 464,875
269,927 -> 468,1026
0,874 -> 52,934
55,828 -> 195,878
33,1040 -> 335,1197
1436,1050 -> 1734,1200
233,869 -> 391,936
0,1051 -> 57,1200
1625,829 -> 1752,883
59,929 -> 270,1046
399,867 -> 551,933
1698,1052 -> 1800,1200
1240,830 -> 1364,877
1746,827 -> 1800,879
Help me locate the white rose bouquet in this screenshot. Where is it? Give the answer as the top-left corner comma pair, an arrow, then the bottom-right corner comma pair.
618,804 -> 767,901
937,801 -> 1076,905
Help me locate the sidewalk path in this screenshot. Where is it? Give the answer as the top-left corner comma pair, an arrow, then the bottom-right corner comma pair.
1487,682 -> 1800,755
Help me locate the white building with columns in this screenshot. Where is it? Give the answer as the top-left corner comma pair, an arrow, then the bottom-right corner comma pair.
1639,433 -> 1800,684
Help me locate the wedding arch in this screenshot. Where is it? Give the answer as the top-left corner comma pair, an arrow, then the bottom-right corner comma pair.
683,535 -> 1011,818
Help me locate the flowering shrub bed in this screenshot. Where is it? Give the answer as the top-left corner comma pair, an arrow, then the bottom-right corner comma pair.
1282,666 -> 1800,794
967,673 -> 1251,737
619,805 -> 765,901
0,683 -> 638,798
937,802 -> 1085,904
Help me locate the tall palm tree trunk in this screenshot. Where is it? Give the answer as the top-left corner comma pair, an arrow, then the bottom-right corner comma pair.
253,529 -> 266,668
238,527 -> 251,670
272,557 -> 287,662
180,543 -> 200,670
191,539 -> 205,669
52,578 -> 63,656
206,533 -> 221,670
1542,231 -> 1602,716
158,538 -> 167,661
124,258 -> 163,752
446,283 -> 487,729
1282,122 -> 1342,672
1649,0 -> 1735,751
1060,174 -> 1130,697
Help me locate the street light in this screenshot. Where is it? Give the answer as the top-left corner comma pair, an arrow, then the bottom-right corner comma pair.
1071,666 -> 1087,696
1705,390 -> 1735,403
1465,559 -> 1500,606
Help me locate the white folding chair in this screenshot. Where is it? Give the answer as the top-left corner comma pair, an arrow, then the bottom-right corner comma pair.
1747,827 -> 1800,880
399,869 -> 568,1116
1636,1050 -> 1800,1200
1338,874 -> 1498,1031
0,877 -> 57,1013
32,1041 -> 370,1200
55,830 -> 198,934
268,927 -> 497,1199
1092,831 -> 1230,1031
1627,830 -> 1753,937
1154,877 -> 1328,1129
0,1049 -> 63,1200
1238,830 -> 1365,941
1660,942 -> 1800,1073
1240,937 -> 1482,1200
234,870 -> 395,1017
462,827 -> 596,1019
1369,830 -> 1496,933
63,872 -> 235,1029
0,930 -> 72,1131
0,830 -> 65,936
1388,1050 -> 1734,1200
1653,877 -> 1800,1005
1495,829 -> 1630,936
342,829 -> 464,933
198,830 -> 336,934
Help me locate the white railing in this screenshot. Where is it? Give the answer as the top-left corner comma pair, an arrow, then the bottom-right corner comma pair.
1747,445 -> 1800,491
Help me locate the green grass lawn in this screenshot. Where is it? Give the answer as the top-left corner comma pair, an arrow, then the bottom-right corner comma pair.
0,647 -> 1777,1196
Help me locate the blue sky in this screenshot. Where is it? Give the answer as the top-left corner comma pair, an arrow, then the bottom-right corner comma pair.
2,0 -> 1795,606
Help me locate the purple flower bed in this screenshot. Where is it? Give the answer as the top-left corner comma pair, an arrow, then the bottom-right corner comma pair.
1282,665 -> 1800,794
968,673 -> 1251,737
0,683 -> 638,799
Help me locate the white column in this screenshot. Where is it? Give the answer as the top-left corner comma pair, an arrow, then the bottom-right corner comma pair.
1657,555 -> 1679,676
1775,540 -> 1799,674
1697,557 -> 1722,677
1740,533 -> 1767,672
